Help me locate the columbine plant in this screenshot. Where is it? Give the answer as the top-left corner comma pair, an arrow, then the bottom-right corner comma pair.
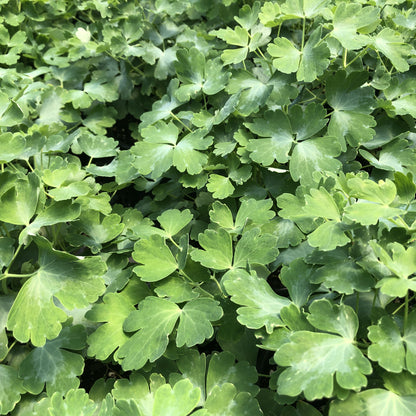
1,0 -> 416,414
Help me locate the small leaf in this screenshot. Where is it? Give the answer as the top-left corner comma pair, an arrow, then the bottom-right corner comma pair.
133,235 -> 178,282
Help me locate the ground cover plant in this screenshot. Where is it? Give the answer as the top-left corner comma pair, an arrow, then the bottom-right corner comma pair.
0,0 -> 416,414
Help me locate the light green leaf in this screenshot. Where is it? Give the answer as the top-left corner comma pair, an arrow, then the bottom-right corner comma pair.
304,187 -> 340,220
235,198 -> 275,231
209,201 -> 234,230
20,201 -> 81,244
157,209 -> 193,238
233,228 -> 278,267
281,0 -> 329,19
331,2 -> 379,49
0,238 -> 14,269
0,365 -> 25,415
153,380 -> 201,416
176,299 -> 223,347
77,134 -> 118,158
49,389 -> 97,416
86,280 -> 150,361
0,133 -> 25,163
373,28 -> 412,72
223,269 -> 291,333
290,137 -> 342,186
118,297 -> 180,370
307,221 -> 350,251
297,27 -> 330,82
0,172 -> 41,226
347,177 -> 397,204
206,351 -> 259,397
132,234 -> 177,282
7,236 -> 106,346
195,384 -> 262,416
307,299 -> 359,339
0,91 -> 24,127
172,129 -> 213,175
329,389 -> 416,416
344,203 -> 404,226
207,174 -> 235,199
268,37 -> 301,74
18,325 -> 86,395
276,329 -> 372,400
225,70 -> 274,116
154,275 -> 198,303
191,228 -> 233,270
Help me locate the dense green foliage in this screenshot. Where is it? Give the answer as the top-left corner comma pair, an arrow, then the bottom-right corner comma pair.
1,0 -> 416,414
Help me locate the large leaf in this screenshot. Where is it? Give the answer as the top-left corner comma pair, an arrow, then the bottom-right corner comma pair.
7,236 -> 106,346
223,269 -> 291,333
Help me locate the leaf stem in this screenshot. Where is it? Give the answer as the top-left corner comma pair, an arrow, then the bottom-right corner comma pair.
0,272 -> 35,280
4,244 -> 23,276
343,48 -> 348,68
404,292 -> 409,332
301,18 -> 306,52
210,274 -> 227,299
170,111 -> 192,133
0,340 -> 17,363
345,47 -> 368,68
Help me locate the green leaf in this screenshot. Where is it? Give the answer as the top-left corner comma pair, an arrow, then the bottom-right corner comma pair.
157,209 -> 193,238
7,236 -> 106,346
281,0 -> 330,19
368,315 -> 405,373
212,26 -> 249,65
372,28 -> 412,72
0,133 -> 25,163
118,296 -> 180,370
327,71 -> 376,149
0,91 -> 24,127
86,280 -> 150,361
66,211 -> 124,253
176,299 -> 223,347
0,238 -> 14,269
206,351 -> 259,397
245,110 -> 293,165
77,134 -> 118,158
0,365 -> 25,415
207,174 -> 235,199
154,275 -> 199,303
225,70 -> 274,116
0,172 -> 41,226
175,48 -> 229,101
20,201 -> 81,244
344,204 -> 404,226
195,384 -> 263,416
289,137 -> 342,186
191,228 -> 233,271
280,259 -> 319,307
311,260 -> 374,294
276,329 -> 371,399
223,269 -> 291,333
331,2 -> 379,49
132,234 -> 178,282
209,201 -> 234,230
233,228 -> 278,267
49,389 -> 97,416
153,379 -> 201,416
18,325 -> 86,395
329,389 -> 416,416
307,221 -> 350,251
268,37 -> 301,74
304,187 -> 340,220
307,299 -> 359,339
